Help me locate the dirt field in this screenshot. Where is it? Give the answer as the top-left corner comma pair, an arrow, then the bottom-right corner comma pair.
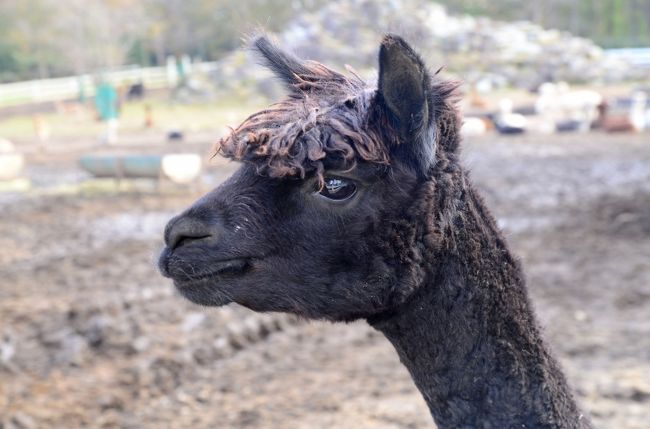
1,131 -> 649,428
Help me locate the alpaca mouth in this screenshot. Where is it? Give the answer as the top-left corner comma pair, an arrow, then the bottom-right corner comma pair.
172,258 -> 251,287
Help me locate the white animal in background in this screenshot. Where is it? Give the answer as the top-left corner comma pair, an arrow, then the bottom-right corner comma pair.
493,99 -> 527,134
461,117 -> 489,137
629,91 -> 648,132
535,82 -> 603,132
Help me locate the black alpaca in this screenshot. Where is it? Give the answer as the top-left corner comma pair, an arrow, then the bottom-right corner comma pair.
159,35 -> 591,428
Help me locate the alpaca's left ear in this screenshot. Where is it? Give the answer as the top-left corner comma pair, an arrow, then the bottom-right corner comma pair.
376,34 -> 435,176
252,35 -> 312,89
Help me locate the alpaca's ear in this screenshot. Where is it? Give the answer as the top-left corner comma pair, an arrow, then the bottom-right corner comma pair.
252,35 -> 349,93
251,36 -> 312,88
376,34 -> 435,176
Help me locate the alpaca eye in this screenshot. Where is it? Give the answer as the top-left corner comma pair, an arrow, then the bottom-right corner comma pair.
318,177 -> 357,201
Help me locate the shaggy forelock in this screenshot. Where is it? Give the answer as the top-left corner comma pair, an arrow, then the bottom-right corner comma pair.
217,65 -> 393,182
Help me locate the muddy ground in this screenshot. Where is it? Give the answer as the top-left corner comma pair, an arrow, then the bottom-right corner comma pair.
1,131 -> 649,428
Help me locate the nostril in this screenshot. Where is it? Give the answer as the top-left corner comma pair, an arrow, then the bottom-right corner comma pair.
165,216 -> 214,250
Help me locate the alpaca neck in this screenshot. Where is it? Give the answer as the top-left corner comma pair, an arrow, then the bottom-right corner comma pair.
369,185 -> 589,429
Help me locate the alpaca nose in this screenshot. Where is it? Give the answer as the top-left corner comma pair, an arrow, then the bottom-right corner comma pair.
164,215 -> 214,250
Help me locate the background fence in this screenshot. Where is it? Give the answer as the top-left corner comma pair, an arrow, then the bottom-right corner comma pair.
0,60 -> 219,109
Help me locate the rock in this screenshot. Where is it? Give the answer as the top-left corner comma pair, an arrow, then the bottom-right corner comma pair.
0,331 -> 16,369
0,138 -> 25,182
227,323 -> 248,350
131,335 -> 150,353
6,413 -> 36,429
242,316 -> 262,342
80,314 -> 109,348
211,336 -> 231,358
148,357 -> 184,394
181,312 -> 206,332
213,0 -> 636,95
40,327 -> 89,367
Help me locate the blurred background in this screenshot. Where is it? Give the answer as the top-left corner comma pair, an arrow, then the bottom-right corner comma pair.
0,0 -> 649,428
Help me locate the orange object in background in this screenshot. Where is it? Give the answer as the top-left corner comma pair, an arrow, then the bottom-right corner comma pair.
144,104 -> 154,129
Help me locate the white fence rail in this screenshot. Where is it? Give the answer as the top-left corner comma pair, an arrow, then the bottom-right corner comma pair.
0,61 -> 219,109
604,48 -> 650,68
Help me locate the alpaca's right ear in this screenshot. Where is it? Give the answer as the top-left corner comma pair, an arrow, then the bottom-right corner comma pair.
375,34 -> 435,177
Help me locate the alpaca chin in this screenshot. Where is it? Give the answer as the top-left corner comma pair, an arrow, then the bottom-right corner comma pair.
174,279 -> 234,307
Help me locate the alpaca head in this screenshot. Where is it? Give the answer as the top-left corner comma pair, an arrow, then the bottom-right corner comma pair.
159,35 -> 460,321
